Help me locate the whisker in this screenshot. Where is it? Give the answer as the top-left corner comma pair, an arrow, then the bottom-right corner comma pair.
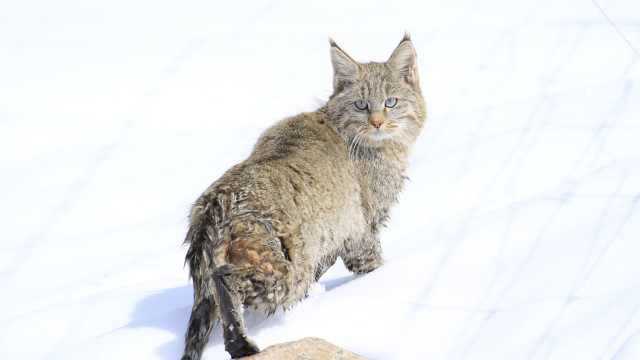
349,129 -> 365,161
348,132 -> 358,161
354,133 -> 363,160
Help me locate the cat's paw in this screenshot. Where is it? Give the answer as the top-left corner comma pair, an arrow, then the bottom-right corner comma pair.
345,257 -> 383,274
227,336 -> 259,359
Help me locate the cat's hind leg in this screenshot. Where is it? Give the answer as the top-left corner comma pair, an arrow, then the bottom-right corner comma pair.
213,264 -> 260,358
214,231 -> 312,358
212,237 -> 293,358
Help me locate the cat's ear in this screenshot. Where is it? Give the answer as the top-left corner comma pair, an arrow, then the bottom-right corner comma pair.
387,33 -> 419,87
329,38 -> 359,92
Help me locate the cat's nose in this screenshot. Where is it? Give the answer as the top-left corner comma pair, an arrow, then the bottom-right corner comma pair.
369,112 -> 385,129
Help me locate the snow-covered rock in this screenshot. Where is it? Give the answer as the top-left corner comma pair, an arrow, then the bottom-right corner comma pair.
238,337 -> 366,360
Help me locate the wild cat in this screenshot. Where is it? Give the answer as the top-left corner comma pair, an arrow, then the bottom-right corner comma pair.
181,34 -> 426,360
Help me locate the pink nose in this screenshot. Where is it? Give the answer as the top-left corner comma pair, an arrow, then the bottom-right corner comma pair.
369,112 -> 385,129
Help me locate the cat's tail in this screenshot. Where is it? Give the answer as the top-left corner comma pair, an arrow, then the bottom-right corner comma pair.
182,197 -> 260,359
181,203 -> 219,360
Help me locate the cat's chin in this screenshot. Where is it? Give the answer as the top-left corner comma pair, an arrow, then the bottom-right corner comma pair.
366,130 -> 394,142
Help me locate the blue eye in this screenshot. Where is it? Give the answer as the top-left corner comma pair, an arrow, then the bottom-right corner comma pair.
385,97 -> 398,108
354,100 -> 368,111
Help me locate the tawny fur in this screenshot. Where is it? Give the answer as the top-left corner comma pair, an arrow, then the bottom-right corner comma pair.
182,34 -> 426,360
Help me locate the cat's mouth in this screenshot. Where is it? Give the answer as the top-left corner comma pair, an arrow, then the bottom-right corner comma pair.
367,129 -> 394,141
366,122 -> 403,142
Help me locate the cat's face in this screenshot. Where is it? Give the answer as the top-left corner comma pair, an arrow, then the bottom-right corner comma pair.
327,35 -> 426,150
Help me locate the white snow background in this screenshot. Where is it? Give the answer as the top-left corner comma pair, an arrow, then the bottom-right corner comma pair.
1,0 -> 640,359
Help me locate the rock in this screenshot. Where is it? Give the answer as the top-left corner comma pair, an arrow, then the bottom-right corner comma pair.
238,337 -> 367,360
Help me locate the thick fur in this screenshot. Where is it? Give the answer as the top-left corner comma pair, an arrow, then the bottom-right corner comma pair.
182,34 -> 426,359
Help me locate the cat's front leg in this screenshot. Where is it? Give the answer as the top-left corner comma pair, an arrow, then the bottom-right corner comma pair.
341,235 -> 383,274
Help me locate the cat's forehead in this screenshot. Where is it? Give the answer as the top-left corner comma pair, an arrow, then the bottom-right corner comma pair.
354,62 -> 402,94
359,62 -> 392,79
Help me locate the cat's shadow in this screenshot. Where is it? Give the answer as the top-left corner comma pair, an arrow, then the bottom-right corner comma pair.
127,274 -> 356,359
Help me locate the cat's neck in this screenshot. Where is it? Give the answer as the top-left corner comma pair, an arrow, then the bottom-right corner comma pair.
352,141 -> 408,225
353,142 -> 409,178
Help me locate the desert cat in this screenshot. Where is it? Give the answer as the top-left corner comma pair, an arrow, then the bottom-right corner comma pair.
181,34 -> 426,359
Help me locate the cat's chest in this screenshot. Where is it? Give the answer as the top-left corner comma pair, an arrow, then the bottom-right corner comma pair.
355,150 -> 407,223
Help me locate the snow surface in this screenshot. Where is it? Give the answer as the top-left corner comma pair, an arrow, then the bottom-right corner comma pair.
1,0 -> 640,359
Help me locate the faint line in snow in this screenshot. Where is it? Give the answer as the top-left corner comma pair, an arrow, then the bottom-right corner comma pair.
526,173 -> 629,359
590,0 -> 640,57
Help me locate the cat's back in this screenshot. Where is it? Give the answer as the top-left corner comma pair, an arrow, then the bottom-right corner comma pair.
251,110 -> 358,210
201,110 -> 361,227
250,109 -> 344,166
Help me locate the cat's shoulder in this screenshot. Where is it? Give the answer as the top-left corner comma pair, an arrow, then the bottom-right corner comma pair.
271,108 -> 329,132
256,108 -> 336,146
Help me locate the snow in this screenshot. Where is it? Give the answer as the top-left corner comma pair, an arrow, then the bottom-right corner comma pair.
1,0 -> 639,359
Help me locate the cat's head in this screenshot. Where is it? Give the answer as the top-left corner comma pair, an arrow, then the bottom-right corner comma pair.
326,34 -> 426,149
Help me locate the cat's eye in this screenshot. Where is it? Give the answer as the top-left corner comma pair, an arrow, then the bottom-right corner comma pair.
354,100 -> 368,111
385,97 -> 398,108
